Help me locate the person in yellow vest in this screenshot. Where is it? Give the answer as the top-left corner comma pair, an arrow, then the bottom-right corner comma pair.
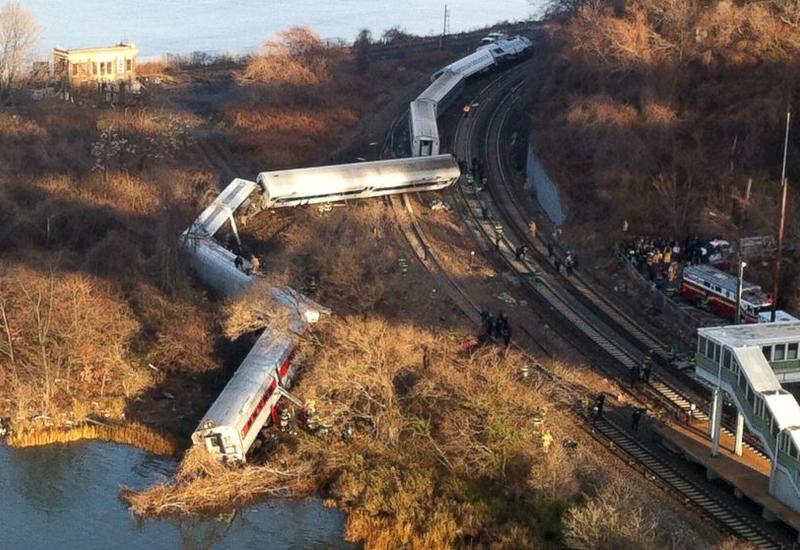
542,429 -> 554,453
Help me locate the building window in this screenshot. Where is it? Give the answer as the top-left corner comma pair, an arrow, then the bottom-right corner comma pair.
92,62 -> 97,75
788,343 -> 798,361
723,349 -> 732,370
126,58 -> 132,71
763,346 -> 772,361
100,62 -> 105,75
72,64 -> 78,76
713,343 -> 720,363
106,61 -> 112,74
775,344 -> 786,361
698,337 -> 706,355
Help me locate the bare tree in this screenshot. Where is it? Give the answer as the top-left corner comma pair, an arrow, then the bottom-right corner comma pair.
0,1 -> 41,102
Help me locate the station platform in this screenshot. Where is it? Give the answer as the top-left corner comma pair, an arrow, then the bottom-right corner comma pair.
658,419 -> 800,532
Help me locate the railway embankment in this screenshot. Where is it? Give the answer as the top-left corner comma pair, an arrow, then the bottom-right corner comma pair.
523,0 -> 800,315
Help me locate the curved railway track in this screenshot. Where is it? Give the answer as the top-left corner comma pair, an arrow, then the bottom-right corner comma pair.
454,64 -> 771,461
381,61 -> 785,548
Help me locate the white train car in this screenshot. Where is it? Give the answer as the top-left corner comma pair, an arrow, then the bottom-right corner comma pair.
180,232 -> 326,324
193,178 -> 258,238
417,69 -> 464,116
409,99 -> 439,156
191,326 -> 297,462
432,47 -> 496,80
485,36 -> 533,62
255,154 -> 461,208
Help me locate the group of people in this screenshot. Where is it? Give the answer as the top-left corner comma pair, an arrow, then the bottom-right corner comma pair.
480,310 -> 513,346
225,234 -> 262,276
545,243 -> 578,276
587,392 -> 648,434
233,253 -> 261,275
622,236 -> 684,284
630,351 -> 654,387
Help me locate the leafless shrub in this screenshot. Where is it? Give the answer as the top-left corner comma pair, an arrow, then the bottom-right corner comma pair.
241,27 -> 343,87
220,279 -> 292,341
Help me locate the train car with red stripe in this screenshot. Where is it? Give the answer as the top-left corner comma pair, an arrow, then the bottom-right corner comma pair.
681,264 -> 773,323
191,328 -> 298,462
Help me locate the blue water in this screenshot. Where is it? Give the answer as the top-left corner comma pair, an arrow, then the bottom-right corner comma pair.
20,0 -> 544,57
0,443 -> 353,549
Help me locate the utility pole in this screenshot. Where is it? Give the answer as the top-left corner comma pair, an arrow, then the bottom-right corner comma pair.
439,4 -> 450,49
771,109 -> 791,322
736,258 -> 747,325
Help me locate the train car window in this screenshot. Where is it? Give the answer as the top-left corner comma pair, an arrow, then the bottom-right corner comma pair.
788,343 -> 798,360
763,346 -> 772,361
775,344 -> 786,361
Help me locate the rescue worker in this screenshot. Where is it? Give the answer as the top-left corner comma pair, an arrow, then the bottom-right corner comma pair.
554,257 -> 561,274
547,242 -> 554,258
622,219 -> 629,233
234,255 -> 244,271
501,323 -> 512,346
642,363 -> 652,384
542,429 -> 554,453
250,255 -> 261,274
564,252 -> 575,275
463,103 -> 472,117
480,310 -> 494,339
494,313 -> 508,339
687,402 -> 696,424
280,408 -> 290,432
529,221 -> 537,240
593,394 -> 605,420
631,408 -> 644,432
630,364 -> 641,386
515,244 -> 528,261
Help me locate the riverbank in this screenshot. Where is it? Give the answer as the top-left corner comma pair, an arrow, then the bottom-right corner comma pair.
7,422 -> 177,456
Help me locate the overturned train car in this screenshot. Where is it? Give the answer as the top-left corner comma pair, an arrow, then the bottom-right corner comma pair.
250,154 -> 461,209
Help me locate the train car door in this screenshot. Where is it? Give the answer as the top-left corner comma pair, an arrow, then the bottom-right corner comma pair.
420,139 -> 433,156
204,433 -> 225,455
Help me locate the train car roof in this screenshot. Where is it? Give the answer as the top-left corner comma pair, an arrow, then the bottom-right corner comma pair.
257,154 -> 460,199
410,100 -> 439,139
444,47 -> 495,77
193,178 -> 257,238
700,321 -> 800,348
418,70 -> 463,105
199,327 -> 294,429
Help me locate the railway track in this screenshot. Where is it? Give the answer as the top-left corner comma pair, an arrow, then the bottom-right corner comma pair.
455,64 -> 772,460
380,62 -> 785,547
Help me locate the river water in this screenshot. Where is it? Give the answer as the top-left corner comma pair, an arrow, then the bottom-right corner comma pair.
21,0 -> 545,57
0,443 -> 353,549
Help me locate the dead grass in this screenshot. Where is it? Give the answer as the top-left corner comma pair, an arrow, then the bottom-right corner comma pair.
127,315 -> 711,548
7,421 -> 178,456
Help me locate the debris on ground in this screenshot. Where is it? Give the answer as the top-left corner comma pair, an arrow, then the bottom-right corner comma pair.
428,199 -> 450,212
497,292 -> 517,304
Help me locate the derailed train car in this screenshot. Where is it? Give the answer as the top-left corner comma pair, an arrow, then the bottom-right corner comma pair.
410,35 -> 533,157
191,326 -> 298,462
252,154 -> 461,209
